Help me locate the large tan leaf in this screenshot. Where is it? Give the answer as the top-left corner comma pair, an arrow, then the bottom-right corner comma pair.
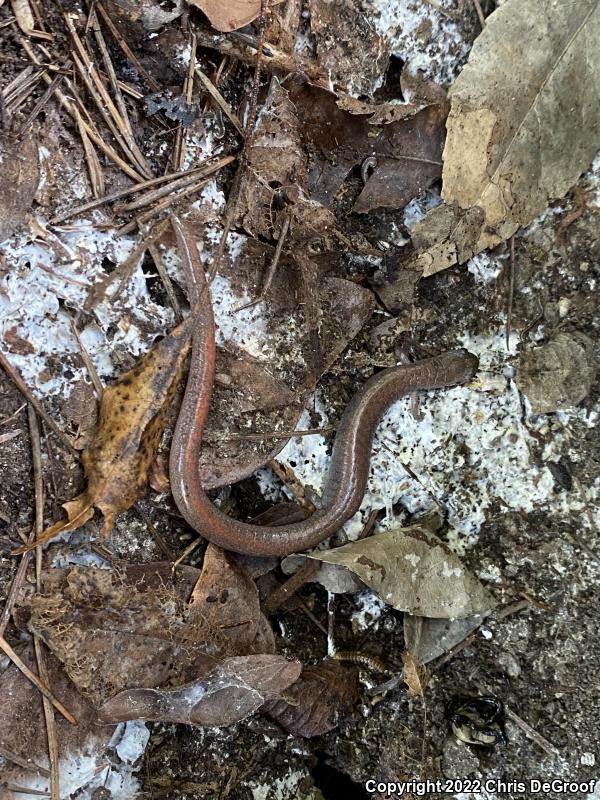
311,525 -> 496,619
416,0 -> 600,266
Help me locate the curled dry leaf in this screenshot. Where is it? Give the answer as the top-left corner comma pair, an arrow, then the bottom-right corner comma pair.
402,651 -> 430,698
14,320 -> 192,553
415,0 -> 600,269
187,0 -> 284,33
264,660 -> 360,737
0,130 -> 39,243
311,524 -> 496,618
99,654 -> 302,727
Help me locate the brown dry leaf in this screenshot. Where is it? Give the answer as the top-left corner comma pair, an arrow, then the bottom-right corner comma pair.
14,319 -> 192,553
289,81 -> 447,212
99,654 -> 302,726
0,642 -> 118,798
190,543 -> 262,653
0,130 -> 39,243
264,660 -> 359,737
402,650 -> 430,698
18,557 -> 277,708
311,524 -> 496,618
415,0 -> 600,268
516,332 -> 597,414
188,0 -> 284,32
308,0 -> 388,98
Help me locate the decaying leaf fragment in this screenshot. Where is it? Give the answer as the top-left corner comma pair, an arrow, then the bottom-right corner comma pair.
263,660 -> 360,737
19,556 -> 277,708
99,655 -> 302,726
0,130 -> 39,243
311,524 -> 496,618
187,0 -> 284,32
402,651 -> 430,698
415,0 -> 600,268
14,320 -> 192,553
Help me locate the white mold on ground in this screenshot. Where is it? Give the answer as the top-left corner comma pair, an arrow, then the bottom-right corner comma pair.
364,0 -> 473,86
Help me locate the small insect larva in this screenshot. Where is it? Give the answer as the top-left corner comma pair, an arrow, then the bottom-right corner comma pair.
332,650 -> 388,674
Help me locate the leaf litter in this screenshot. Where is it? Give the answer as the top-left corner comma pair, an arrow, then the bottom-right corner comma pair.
0,0 -> 599,795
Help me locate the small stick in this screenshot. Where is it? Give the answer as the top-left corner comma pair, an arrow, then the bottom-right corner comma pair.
116,164 -> 219,213
74,107 -> 105,198
19,68 -> 65,131
0,635 -> 77,725
70,319 -> 103,398
504,705 -> 560,758
0,745 -> 50,778
236,214 -> 289,311
269,459 -> 316,512
194,65 -> 243,135
90,8 -> 153,177
263,559 -> 320,615
117,177 -> 211,235
29,406 -> 61,800
205,424 -> 335,444
506,234 -> 516,350
107,217 -> 171,304
0,349 -> 77,455
95,2 -> 161,92
172,536 -> 204,569
51,162 -> 217,224
471,0 -> 486,28
244,0 -> 267,137
148,243 -> 183,321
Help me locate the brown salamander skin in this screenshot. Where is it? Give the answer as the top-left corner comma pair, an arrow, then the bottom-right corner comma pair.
169,218 -> 479,556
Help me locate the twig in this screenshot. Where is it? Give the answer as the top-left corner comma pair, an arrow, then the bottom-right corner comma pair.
0,349 -> 77,455
172,536 -> 204,569
171,30 -> 197,172
90,8 -> 153,175
19,38 -> 143,181
194,65 -> 243,135
0,635 -> 77,724
29,405 -> 61,800
504,705 -> 561,758
471,0 -> 486,28
118,176 -> 211,235
70,319 -> 103,398
19,67 -> 65,131
204,424 -> 335,444
95,2 -> 161,92
506,234 -> 516,350
149,243 -> 183,321
0,745 -> 50,778
236,214 -> 289,311
244,0 -> 267,137
51,162 -> 217,224
263,559 -> 320,615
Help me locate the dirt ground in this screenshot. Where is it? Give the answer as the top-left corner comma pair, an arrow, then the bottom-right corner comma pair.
1,0 -> 599,798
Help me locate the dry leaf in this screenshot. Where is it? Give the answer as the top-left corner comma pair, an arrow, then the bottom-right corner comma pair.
403,613 -> 486,665
289,81 -> 447,211
0,130 -> 39,243
14,320 -> 192,553
18,557 -> 278,708
415,0 -> 600,266
311,524 -> 496,618
516,332 -> 596,414
0,643 -> 118,798
188,0 -> 284,33
264,660 -> 359,737
99,655 -> 302,726
402,651 -> 430,698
